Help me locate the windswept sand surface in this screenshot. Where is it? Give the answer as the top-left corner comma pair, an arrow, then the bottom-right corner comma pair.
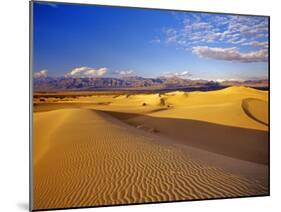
33,86 -> 269,210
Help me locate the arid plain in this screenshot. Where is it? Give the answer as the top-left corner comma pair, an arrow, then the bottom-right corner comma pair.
33,86 -> 268,210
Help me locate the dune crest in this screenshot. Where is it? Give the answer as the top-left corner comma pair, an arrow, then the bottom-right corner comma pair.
242,98 -> 268,126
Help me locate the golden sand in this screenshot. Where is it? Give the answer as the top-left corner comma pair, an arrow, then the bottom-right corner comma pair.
33,86 -> 269,210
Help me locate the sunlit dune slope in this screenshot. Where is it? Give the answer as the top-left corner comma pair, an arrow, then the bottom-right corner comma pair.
149,86 -> 268,131
33,108 -> 267,210
33,110 -> 71,165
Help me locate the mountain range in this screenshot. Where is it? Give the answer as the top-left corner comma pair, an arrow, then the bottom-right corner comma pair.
33,76 -> 269,92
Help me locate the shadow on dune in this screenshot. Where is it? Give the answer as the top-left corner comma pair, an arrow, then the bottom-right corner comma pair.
102,110 -> 268,165
242,98 -> 268,126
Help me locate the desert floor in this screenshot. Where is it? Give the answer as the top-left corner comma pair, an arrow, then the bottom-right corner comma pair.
32,86 -> 269,210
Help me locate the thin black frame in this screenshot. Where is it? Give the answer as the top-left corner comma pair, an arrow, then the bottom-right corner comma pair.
29,0 -> 270,211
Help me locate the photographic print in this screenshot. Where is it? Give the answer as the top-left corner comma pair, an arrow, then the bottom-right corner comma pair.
31,1 -> 269,211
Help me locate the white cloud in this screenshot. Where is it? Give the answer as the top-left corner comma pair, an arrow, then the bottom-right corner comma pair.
162,71 -> 191,78
192,46 -> 268,63
242,41 -> 269,49
114,70 -> 136,77
34,70 -> 48,78
163,14 -> 268,60
228,38 -> 247,45
119,70 -> 133,75
191,22 -> 213,30
215,78 -> 243,82
65,67 -> 108,78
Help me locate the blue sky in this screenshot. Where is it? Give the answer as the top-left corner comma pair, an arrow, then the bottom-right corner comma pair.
33,2 -> 269,81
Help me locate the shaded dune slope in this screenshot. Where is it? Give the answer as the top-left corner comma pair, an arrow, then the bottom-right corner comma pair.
34,108 -> 267,210
104,111 -> 268,165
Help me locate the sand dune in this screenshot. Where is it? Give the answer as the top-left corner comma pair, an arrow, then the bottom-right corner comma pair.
242,98 -> 268,126
34,86 -> 268,131
33,86 -> 269,210
104,111 -> 268,164
146,87 -> 268,131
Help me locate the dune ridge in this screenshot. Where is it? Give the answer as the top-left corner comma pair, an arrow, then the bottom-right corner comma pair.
33,108 -> 268,210
242,98 -> 268,126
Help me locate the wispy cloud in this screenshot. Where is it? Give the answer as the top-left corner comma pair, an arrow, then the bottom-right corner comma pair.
161,70 -> 192,78
34,70 -> 48,78
113,70 -> 136,77
192,46 -> 268,63
242,41 -> 268,48
65,67 -> 108,78
163,13 -> 268,62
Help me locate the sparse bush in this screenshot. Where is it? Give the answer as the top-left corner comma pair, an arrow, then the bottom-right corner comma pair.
159,98 -> 165,106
